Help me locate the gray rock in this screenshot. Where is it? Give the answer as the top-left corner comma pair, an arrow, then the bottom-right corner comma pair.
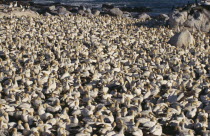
184,9 -> 210,32
93,10 -> 100,16
122,12 -> 132,18
58,6 -> 67,13
169,7 -> 210,33
158,14 -> 169,21
56,7 -> 70,15
201,22 -> 210,32
86,8 -> 92,14
168,29 -> 195,47
78,10 -> 85,15
138,13 -> 151,21
110,8 -> 123,16
44,12 -> 51,16
169,11 -> 188,28
87,13 -> 93,17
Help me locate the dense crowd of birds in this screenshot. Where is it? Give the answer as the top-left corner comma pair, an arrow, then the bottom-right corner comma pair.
0,9 -> 209,136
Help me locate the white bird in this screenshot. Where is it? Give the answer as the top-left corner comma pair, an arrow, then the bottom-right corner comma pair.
0,83 -> 2,92
132,129 -> 143,136
143,117 -> 157,128
9,2 -> 13,8
60,69 -> 70,79
150,123 -> 162,136
14,1 -> 18,8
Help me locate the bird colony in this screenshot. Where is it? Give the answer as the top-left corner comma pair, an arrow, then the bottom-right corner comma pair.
0,13 -> 210,136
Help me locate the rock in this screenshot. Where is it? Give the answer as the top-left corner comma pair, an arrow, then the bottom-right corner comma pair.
57,6 -> 70,15
168,29 -> 195,47
138,13 -> 151,21
201,22 -> 210,32
78,10 -> 85,15
85,8 -> 92,14
87,13 -> 93,17
169,6 -> 210,33
58,6 -> 67,13
47,6 -> 70,16
109,8 -> 123,16
184,9 -> 210,32
158,14 -> 169,21
122,12 -> 132,18
169,11 -> 188,28
102,4 -> 114,9
44,12 -> 51,16
92,10 -> 100,16
48,5 -> 56,11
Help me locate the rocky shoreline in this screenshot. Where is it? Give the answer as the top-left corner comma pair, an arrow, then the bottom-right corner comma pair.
1,1 -> 210,33
0,1 -> 152,16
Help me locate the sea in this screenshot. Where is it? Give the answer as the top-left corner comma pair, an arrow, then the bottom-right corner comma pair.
33,0 -> 195,14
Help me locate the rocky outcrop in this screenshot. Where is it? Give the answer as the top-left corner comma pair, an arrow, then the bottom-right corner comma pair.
109,8 -> 123,16
168,29 -> 195,47
158,14 -> 169,22
138,13 -> 151,21
58,6 -> 70,15
184,9 -> 210,32
169,10 -> 188,28
48,6 -> 71,15
169,6 -> 210,32
92,10 -> 100,16
122,12 -> 132,18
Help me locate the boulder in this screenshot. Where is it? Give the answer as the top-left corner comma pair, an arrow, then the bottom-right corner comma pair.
138,13 -> 151,21
169,6 -> 210,32
77,10 -> 85,15
93,10 -> 100,16
169,11 -> 188,28
44,12 -> 51,16
184,9 -> 210,32
201,22 -> 210,32
109,8 -> 123,16
122,12 -> 132,18
158,14 -> 169,21
168,29 -> 195,47
57,6 -> 70,15
85,8 -> 92,14
58,6 -> 67,13
48,6 -> 70,16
